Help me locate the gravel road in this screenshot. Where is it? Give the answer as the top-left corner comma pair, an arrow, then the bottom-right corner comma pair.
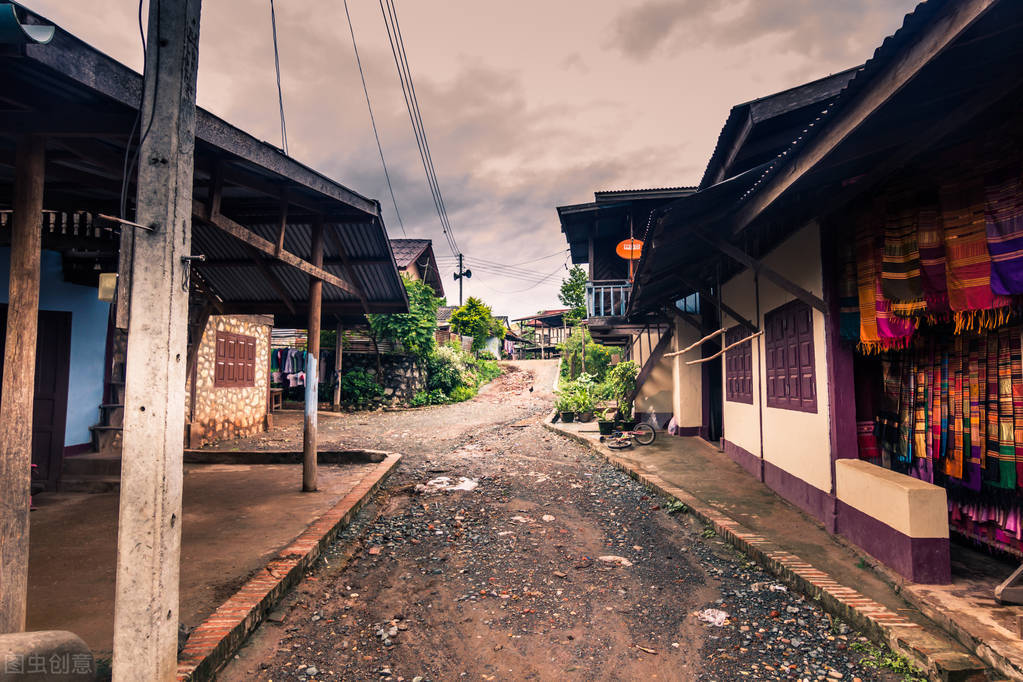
219,361 -> 910,682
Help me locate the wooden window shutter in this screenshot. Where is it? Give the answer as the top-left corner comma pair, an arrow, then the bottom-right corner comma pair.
214,330 -> 258,388
764,300 -> 816,413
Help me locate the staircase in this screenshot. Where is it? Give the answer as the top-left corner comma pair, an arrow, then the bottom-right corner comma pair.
60,331 -> 126,492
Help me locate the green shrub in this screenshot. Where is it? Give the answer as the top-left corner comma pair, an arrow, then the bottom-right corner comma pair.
340,369 -> 383,407
410,389 -> 448,407
604,360 -> 638,419
448,385 -> 476,403
560,328 -> 613,382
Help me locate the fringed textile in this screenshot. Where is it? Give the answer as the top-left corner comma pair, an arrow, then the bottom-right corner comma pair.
1012,329 -> 1023,489
882,193 -> 927,316
996,328 -> 1017,489
838,237 -> 860,343
984,166 -> 1023,296
941,180 -> 1012,330
918,202 -> 949,312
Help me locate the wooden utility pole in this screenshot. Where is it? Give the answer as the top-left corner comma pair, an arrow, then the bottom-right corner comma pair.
332,320 -> 343,411
112,1 -> 201,679
303,219 -> 324,492
0,136 -> 44,634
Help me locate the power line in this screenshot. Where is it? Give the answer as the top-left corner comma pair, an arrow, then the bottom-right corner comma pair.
378,0 -> 459,257
470,261 -> 569,294
343,0 -> 406,237
269,0 -> 289,155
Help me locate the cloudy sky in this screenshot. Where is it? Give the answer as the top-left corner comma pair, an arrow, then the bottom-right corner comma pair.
25,0 -> 918,319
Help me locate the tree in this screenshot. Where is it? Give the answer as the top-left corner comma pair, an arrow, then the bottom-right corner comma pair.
450,296 -> 500,353
366,274 -> 441,359
559,265 -> 587,325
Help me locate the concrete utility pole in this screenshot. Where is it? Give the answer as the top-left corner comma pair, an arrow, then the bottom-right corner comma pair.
0,136 -> 44,634
112,1 -> 201,679
332,320 -> 343,411
303,219 -> 324,492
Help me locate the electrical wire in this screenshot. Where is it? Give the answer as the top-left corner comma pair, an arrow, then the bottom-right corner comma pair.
269,0 -> 289,155
343,0 -> 406,237
469,261 -> 569,294
378,0 -> 459,257
119,0 -> 160,221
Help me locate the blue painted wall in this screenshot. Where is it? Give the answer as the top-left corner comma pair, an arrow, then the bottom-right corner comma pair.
0,248 -> 109,447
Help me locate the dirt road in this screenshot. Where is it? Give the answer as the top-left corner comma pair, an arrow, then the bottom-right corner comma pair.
220,361 -> 904,681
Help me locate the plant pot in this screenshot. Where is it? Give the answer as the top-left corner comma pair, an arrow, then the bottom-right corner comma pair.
597,420 -> 615,435
577,411 -> 594,423
615,420 -> 637,431
560,411 -> 576,423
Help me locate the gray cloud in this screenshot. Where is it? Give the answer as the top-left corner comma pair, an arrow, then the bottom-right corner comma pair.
609,0 -> 917,66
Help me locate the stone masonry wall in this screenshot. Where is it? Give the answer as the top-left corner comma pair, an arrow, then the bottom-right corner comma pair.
187,315 -> 272,447
341,353 -> 426,406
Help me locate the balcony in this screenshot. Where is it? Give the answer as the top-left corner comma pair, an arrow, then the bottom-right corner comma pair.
586,280 -> 631,319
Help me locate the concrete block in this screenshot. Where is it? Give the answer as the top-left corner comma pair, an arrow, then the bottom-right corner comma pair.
0,631 -> 94,680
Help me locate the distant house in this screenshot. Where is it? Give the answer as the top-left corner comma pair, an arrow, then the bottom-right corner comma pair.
512,309 -> 571,358
390,239 -> 445,298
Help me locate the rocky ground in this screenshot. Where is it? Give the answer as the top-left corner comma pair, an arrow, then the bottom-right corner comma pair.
219,361 -> 915,682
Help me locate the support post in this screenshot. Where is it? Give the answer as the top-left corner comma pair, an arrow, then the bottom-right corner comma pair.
332,320 -> 343,411
112,2 -> 201,679
0,135 -> 44,634
303,219 -> 324,492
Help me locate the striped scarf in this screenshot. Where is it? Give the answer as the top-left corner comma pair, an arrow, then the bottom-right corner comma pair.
995,328 -> 1017,489
941,180 -> 1012,333
984,165 -> 1023,296
838,237 -> 860,343
882,192 -> 927,316
857,220 -> 916,354
918,202 -> 949,313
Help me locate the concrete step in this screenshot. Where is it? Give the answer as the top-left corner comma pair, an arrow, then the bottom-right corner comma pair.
59,475 -> 120,494
62,452 -> 121,477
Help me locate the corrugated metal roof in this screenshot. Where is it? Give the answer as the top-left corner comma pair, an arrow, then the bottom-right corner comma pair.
389,239 -> 432,268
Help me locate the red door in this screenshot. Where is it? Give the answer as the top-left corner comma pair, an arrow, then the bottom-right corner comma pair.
0,306 -> 72,491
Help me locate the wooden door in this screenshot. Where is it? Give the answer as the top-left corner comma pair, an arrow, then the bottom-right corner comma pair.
0,306 -> 72,491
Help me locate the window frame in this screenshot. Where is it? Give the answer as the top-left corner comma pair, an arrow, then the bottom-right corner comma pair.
724,324 -> 754,404
214,330 -> 257,389
763,299 -> 817,413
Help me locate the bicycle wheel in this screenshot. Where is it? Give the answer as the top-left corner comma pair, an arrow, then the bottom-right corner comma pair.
606,437 -> 632,450
632,423 -> 656,445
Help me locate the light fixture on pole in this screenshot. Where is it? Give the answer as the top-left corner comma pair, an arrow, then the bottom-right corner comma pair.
452,253 -> 471,305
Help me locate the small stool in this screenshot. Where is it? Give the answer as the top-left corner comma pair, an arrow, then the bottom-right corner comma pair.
270,387 -> 283,412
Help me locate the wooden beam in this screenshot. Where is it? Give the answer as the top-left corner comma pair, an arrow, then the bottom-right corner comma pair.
0,135 -> 44,634
325,223 -> 371,315
303,218 -> 324,493
730,0 -> 998,235
676,275 -> 758,333
197,256 -> 390,269
192,199 -> 360,297
690,228 -> 827,313
245,246 -> 296,315
216,300 -> 407,315
0,110 -> 136,137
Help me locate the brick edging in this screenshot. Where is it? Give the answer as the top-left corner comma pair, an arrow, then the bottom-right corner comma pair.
542,421 -> 988,682
175,454 -> 401,681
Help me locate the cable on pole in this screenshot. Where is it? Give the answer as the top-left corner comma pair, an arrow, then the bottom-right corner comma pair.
343,0 -> 406,237
270,0 -> 289,155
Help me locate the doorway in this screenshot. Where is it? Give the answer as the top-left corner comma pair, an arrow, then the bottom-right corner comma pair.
0,306 -> 72,491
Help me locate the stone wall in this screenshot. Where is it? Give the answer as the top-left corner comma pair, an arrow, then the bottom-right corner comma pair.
187,315 -> 272,447
341,353 -> 426,406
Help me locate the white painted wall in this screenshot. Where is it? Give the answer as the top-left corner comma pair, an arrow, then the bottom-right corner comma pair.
633,326 -> 674,416
672,320 -> 703,428
720,222 -> 833,494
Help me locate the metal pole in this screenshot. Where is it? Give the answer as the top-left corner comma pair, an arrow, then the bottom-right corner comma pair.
332,320 -> 343,411
112,1 -> 201,678
303,219 -> 324,492
0,136 -> 44,634
458,253 -> 463,306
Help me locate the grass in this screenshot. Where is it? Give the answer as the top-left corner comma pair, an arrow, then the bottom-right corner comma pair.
665,499 -> 689,515
850,641 -> 926,681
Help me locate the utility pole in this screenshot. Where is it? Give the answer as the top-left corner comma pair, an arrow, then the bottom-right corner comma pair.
303,218 -> 324,492
0,136 -> 44,634
452,253 -> 471,306
112,1 -> 201,679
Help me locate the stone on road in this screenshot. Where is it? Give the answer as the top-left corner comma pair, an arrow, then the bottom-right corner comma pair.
220,361 -> 905,681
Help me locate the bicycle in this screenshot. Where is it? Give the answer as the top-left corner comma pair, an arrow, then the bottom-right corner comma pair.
599,423 -> 656,449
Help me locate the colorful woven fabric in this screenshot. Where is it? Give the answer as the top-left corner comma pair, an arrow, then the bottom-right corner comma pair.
917,201 -> 949,313
838,237 -> 860,343
996,328 -> 1017,489
882,193 -> 927,316
984,166 -> 1023,295
941,180 -> 1012,332
857,420 -> 880,459
1012,330 -> 1023,489
945,335 -> 965,479
964,338 -> 983,491
857,220 -> 916,353
986,333 -> 1001,484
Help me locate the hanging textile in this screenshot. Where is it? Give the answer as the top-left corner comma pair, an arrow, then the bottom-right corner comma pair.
881,192 -> 927,317
1013,330 -> 1023,488
918,202 -> 950,314
984,165 -> 1023,296
995,328 -> 1017,489
838,237 -> 860,343
857,219 -> 915,354
941,179 -> 1012,332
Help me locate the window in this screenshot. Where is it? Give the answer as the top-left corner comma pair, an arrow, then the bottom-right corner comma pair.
724,325 -> 753,404
214,331 -> 256,388
764,300 -> 817,412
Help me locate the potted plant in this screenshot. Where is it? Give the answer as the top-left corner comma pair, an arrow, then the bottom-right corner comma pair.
597,407 -> 616,435
575,389 -> 595,422
604,360 -> 638,430
554,392 -> 576,422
